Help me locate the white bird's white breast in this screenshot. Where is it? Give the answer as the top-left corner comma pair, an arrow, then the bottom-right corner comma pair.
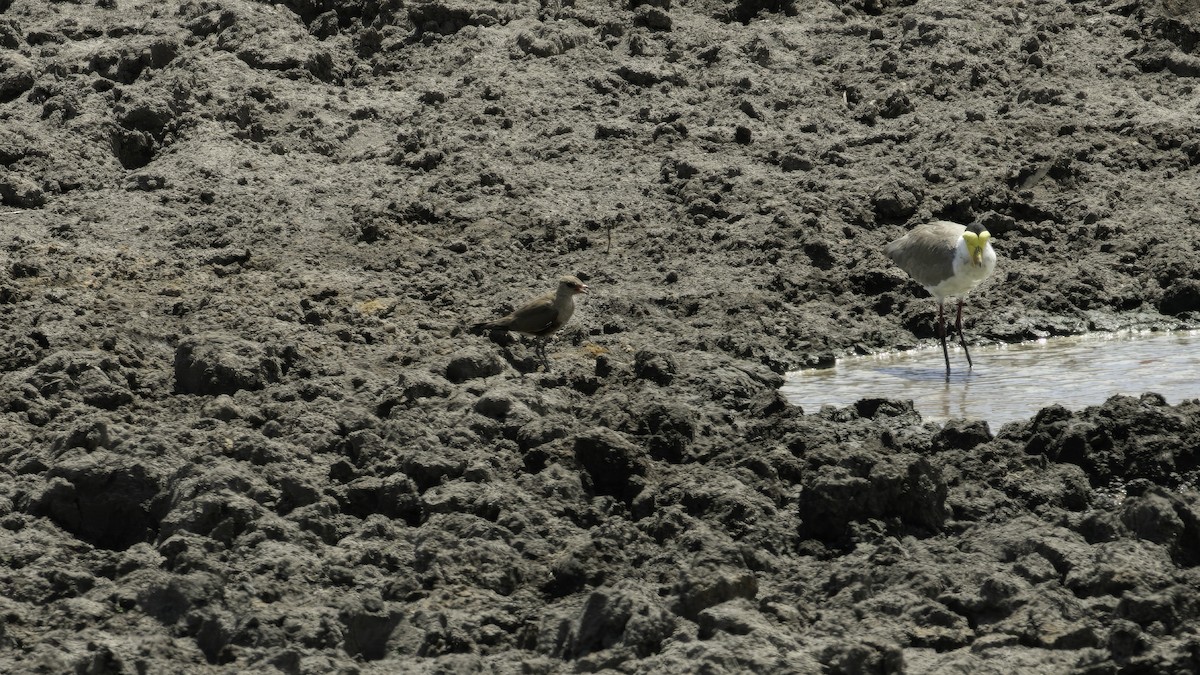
928,240 -> 996,299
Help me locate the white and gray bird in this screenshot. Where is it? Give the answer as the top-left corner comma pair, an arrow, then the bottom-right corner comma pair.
884,220 -> 997,374
472,275 -> 590,371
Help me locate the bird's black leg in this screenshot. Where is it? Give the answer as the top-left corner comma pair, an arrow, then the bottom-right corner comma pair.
938,300 -> 950,375
536,339 -> 551,372
956,299 -> 973,368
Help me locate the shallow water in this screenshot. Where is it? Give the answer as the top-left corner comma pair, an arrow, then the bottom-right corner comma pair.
781,330 -> 1200,429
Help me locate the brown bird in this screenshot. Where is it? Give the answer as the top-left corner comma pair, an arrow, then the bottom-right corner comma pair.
473,275 -> 590,370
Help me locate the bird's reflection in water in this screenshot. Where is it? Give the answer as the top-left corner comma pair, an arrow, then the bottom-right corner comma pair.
874,365 -> 974,383
781,330 -> 1200,428
874,364 -> 978,422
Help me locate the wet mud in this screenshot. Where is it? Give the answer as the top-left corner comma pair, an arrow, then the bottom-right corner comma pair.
3,0 -> 1200,672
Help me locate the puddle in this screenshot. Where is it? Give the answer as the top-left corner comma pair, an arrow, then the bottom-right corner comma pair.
781,330 -> 1200,429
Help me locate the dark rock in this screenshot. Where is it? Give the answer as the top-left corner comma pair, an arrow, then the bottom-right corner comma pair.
174,335 -> 282,395
1077,509 -> 1124,544
342,475 -> 422,524
421,481 -> 507,521
157,469 -> 268,545
1005,463 -> 1093,511
136,571 -> 223,625
819,639 -> 905,675
0,174 -> 45,207
636,402 -> 695,462
193,609 -> 237,664
674,566 -> 758,620
1025,395 -> 1199,485
398,449 -> 467,491
0,53 -> 35,102
978,211 -> 1019,235
634,6 -> 673,31
473,391 -> 516,420
633,349 -> 676,385
854,398 -> 917,420
1116,487 -> 1200,565
408,0 -> 511,35
542,542 -> 598,598
780,152 -> 813,171
445,348 -> 504,383
1117,586 -> 1192,632
1107,619 -> 1149,660
695,598 -> 761,639
721,0 -> 798,25
871,182 -> 921,223
24,349 -> 138,411
88,37 -> 179,84
0,19 -> 19,50
232,29 -> 333,82
79,373 -> 134,410
879,89 -> 915,118
595,123 -> 634,140
310,10 -> 339,39
124,169 -> 168,188
404,149 -> 444,171
515,24 -> 591,57
594,354 -> 615,378
353,28 -> 383,57
412,514 -> 526,596
573,427 -> 647,501
418,90 -> 447,104
341,602 -> 402,661
54,418 -> 112,452
1159,279 -> 1200,315
515,417 -> 567,451
377,372 -> 451,416
932,419 -> 993,451
169,496 -> 264,545
1120,489 -> 1184,545
277,475 -> 321,513
111,126 -> 156,168
27,452 -> 163,550
978,571 -> 1029,613
634,470 -> 777,538
200,394 -> 242,421
799,452 -> 947,542
1013,551 -> 1060,584
556,584 -> 676,659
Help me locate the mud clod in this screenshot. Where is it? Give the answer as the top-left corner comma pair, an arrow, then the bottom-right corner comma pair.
174,335 -> 282,395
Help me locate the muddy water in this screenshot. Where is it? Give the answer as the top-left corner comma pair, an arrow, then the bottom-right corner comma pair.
781,330 -> 1200,429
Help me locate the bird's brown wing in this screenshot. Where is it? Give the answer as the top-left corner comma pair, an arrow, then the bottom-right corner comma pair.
884,221 -> 962,288
501,295 -> 563,336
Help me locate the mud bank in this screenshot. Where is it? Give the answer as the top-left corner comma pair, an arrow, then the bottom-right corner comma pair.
2,0 -> 1200,672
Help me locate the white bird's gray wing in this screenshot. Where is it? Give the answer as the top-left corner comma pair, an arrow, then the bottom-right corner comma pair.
884,221 -> 964,289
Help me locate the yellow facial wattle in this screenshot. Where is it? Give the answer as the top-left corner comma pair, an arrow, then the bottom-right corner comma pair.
963,231 -> 990,266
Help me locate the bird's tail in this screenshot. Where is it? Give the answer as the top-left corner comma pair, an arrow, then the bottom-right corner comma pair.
470,319 -> 507,334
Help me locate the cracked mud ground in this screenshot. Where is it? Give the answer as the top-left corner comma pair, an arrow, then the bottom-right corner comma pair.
3,0 -> 1200,672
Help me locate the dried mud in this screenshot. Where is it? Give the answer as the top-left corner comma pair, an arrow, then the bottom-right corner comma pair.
3,0 -> 1200,672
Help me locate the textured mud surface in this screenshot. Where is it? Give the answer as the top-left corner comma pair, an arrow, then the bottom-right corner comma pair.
3,0 -> 1200,672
